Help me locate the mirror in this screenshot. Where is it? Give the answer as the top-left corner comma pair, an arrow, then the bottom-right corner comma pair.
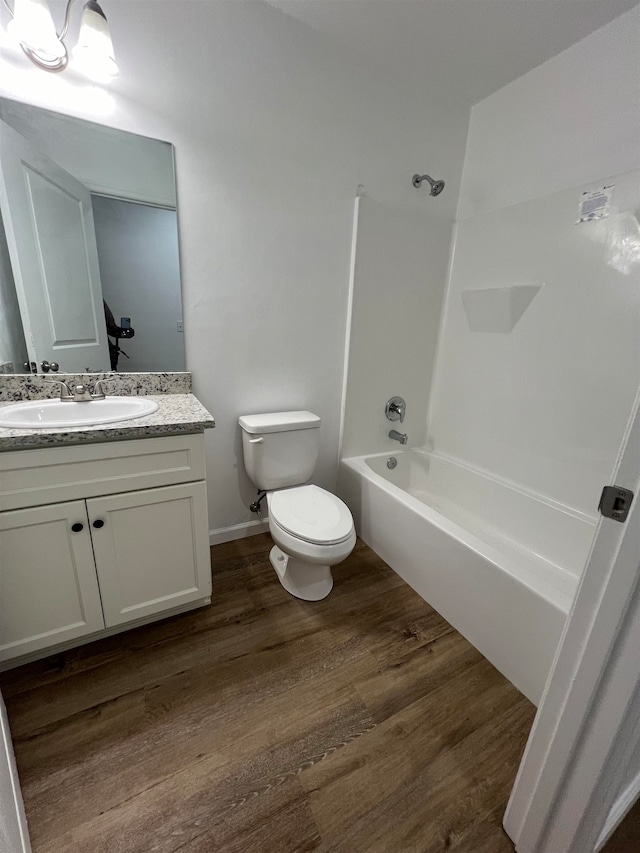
0,97 -> 185,375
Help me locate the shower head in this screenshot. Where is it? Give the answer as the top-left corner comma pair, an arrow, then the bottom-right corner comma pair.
412,173 -> 445,196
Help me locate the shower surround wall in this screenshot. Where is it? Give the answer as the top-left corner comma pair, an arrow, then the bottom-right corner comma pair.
338,9 -> 639,703
341,196 -> 452,458
427,7 -> 640,527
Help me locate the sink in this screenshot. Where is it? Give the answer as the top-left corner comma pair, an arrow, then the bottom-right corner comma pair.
0,397 -> 159,429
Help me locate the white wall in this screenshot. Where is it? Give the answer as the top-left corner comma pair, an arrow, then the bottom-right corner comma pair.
0,0 -> 469,537
92,196 -> 185,373
341,195 -> 451,457
428,9 -> 640,519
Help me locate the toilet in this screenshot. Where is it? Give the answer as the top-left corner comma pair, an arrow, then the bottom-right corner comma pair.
238,411 -> 356,601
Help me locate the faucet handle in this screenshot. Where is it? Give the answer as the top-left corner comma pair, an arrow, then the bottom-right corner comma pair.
91,378 -> 115,399
42,378 -> 73,399
385,396 -> 406,424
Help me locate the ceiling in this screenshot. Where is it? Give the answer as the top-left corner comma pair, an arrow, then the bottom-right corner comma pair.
267,0 -> 639,106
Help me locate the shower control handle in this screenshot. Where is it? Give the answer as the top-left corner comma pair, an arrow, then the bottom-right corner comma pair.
385,396 -> 406,424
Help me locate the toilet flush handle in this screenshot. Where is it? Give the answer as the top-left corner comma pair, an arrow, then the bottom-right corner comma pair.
249,436 -> 264,444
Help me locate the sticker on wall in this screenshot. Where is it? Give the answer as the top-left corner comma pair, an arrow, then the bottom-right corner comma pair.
577,185 -> 614,224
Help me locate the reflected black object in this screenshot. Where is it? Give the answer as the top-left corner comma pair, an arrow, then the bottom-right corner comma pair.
103,301 -> 135,371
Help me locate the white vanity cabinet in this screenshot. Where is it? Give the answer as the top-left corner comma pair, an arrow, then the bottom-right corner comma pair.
0,434 -> 211,667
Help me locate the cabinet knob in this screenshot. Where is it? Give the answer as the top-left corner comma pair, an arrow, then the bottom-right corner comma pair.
92,519 -> 105,529
71,522 -> 84,533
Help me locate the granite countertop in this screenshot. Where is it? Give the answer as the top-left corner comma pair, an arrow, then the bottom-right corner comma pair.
0,373 -> 215,450
0,394 -> 215,450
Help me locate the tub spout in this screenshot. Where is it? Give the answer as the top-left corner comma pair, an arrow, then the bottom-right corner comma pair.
389,429 -> 408,445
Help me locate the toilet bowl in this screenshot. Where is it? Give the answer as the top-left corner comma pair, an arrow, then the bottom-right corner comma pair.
238,411 -> 356,601
266,486 -> 356,600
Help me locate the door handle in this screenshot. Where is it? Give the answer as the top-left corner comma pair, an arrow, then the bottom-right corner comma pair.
92,519 -> 105,529
71,522 -> 84,533
248,437 -> 264,444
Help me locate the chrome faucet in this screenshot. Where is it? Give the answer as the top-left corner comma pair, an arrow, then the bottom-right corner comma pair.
389,429 -> 408,445
68,383 -> 93,402
43,378 -> 113,402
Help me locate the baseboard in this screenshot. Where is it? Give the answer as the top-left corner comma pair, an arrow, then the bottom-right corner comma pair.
209,518 -> 269,546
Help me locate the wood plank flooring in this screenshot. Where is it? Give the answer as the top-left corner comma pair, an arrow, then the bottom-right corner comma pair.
0,535 -> 535,852
602,797 -> 640,853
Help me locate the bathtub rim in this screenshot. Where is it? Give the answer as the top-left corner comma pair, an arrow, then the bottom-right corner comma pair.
340,449 -> 582,615
368,446 -> 598,527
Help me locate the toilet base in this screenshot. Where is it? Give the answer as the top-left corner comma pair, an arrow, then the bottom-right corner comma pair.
269,546 -> 334,601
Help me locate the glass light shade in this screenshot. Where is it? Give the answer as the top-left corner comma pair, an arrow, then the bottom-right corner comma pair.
72,1 -> 118,78
7,0 -> 65,60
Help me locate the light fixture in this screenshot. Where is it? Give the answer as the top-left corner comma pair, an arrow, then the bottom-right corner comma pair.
7,0 -> 64,64
72,0 -> 116,78
2,0 -> 118,75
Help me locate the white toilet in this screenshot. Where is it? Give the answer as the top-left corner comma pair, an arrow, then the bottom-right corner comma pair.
238,411 -> 356,601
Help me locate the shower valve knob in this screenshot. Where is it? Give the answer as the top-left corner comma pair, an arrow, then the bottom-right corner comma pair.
385,396 -> 406,423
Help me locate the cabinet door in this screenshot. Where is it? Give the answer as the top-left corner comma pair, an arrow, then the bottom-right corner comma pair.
0,501 -> 105,662
87,482 -> 211,627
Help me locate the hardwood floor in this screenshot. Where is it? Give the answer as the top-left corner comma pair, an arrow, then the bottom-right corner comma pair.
602,797 -> 640,853
0,535 -> 535,852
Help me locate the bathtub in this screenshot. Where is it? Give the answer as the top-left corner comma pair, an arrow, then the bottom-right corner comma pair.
338,449 -> 598,705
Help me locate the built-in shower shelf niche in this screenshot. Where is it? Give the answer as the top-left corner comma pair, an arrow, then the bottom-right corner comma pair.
461,284 -> 543,333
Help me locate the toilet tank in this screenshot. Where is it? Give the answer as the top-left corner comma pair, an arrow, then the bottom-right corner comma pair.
238,411 -> 321,490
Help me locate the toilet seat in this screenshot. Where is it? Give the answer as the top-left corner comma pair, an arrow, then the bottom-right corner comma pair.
268,485 -> 354,545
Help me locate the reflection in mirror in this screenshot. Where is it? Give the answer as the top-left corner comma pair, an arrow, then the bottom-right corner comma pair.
0,98 -> 185,374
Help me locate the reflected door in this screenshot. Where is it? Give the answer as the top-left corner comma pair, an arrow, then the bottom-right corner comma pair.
0,120 -> 108,372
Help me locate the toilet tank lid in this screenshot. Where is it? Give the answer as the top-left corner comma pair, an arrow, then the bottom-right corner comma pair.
238,411 -> 321,434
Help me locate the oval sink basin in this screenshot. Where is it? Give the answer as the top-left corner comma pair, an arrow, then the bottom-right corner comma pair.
0,397 -> 159,429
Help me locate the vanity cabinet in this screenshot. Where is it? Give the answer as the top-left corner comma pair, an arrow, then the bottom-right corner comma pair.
0,434 -> 211,667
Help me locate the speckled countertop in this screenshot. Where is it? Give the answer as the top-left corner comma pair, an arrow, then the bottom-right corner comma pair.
0,372 -> 215,450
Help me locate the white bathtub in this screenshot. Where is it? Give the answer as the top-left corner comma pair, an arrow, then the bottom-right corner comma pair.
338,449 -> 598,705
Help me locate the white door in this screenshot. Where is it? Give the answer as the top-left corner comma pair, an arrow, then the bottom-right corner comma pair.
505,393 -> 640,852
87,482 -> 211,627
0,120 -> 109,373
0,501 -> 105,662
0,693 -> 30,853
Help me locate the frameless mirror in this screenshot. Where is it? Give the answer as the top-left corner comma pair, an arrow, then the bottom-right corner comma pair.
0,97 -> 185,374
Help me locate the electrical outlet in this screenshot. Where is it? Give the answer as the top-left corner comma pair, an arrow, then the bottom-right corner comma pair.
177,321 -> 184,333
